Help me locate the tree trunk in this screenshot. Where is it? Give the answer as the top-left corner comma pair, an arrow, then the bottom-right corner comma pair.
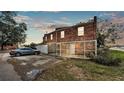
1,32 -> 4,50
1,43 -> 4,50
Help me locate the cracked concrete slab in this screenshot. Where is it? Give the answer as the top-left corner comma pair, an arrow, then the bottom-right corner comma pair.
0,53 -> 21,81
32,59 -> 51,66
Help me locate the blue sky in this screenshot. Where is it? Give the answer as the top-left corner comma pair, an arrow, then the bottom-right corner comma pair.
14,11 -> 124,44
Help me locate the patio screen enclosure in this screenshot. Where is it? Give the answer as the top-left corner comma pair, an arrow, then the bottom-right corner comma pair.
47,40 -> 97,59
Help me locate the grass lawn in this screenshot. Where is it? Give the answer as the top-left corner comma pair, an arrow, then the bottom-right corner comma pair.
110,50 -> 124,61
36,50 -> 124,81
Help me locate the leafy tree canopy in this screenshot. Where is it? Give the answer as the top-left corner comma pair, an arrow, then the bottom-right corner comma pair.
0,11 -> 27,50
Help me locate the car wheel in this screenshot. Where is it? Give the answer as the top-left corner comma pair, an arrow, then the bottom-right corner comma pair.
16,53 -> 21,57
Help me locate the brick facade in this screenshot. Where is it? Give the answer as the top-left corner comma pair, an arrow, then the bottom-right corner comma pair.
43,16 -> 97,43
0,44 -> 17,50
42,16 -> 97,58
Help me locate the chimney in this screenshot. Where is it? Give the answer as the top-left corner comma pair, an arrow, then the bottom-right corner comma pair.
94,16 -> 97,23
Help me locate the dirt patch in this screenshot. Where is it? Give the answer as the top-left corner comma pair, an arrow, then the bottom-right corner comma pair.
7,55 -> 62,80
36,60 -> 92,81
36,62 -> 77,81
68,66 -> 85,80
7,58 -> 38,80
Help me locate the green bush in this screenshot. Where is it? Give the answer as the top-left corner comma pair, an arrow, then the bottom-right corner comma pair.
108,58 -> 122,66
97,47 -> 109,56
93,56 -> 122,66
88,47 -> 122,66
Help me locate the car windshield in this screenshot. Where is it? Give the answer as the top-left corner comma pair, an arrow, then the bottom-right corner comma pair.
25,48 -> 32,50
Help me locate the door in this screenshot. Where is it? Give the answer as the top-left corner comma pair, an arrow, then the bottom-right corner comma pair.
20,48 -> 28,55
69,43 -> 75,55
22,48 -> 33,55
25,48 -> 34,54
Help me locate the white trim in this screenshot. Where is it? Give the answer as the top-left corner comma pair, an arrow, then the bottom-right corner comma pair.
46,40 -> 96,44
50,34 -> 53,40
84,41 -> 85,59
60,43 -> 61,56
61,31 -> 64,38
78,26 -> 84,36
46,40 -> 97,59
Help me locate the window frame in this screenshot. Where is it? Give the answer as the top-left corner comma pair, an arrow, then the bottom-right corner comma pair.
61,31 -> 65,38
78,26 -> 84,36
45,36 -> 47,41
50,34 -> 53,40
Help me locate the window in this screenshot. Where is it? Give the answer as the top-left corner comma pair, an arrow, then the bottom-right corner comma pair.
61,31 -> 64,38
21,48 -> 32,50
45,36 -> 47,41
51,34 -> 53,40
26,48 -> 32,50
78,26 -> 84,36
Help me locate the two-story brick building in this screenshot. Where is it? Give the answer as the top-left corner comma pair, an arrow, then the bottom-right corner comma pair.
43,16 -> 97,58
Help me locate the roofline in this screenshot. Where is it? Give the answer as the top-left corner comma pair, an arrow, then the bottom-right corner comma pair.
44,16 -> 97,35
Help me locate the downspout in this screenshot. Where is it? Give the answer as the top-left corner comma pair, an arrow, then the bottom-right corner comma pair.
56,30 -> 57,56
94,16 -> 97,56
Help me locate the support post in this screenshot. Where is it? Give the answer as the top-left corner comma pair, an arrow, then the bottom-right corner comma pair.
95,40 -> 97,56
59,43 -> 62,56
84,41 -> 85,59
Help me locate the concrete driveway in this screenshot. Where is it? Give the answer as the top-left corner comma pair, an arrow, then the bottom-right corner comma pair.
11,54 -> 61,66
0,52 -> 62,80
0,53 -> 21,81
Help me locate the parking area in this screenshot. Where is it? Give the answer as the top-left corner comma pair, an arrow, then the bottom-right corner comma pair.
0,52 -> 62,80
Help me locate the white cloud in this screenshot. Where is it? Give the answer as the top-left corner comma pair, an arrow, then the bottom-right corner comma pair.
29,16 -> 72,33
14,15 -> 32,23
111,17 -> 124,24
31,21 -> 70,33
60,17 -> 69,21
14,14 -> 72,34
14,14 -> 73,44
53,20 -> 71,25
98,12 -> 124,25
29,21 -> 55,33
24,36 -> 42,45
99,12 -> 118,18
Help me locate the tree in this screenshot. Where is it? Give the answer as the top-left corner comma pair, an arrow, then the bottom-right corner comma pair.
97,31 -> 107,48
0,11 -> 27,50
30,42 -> 37,49
0,11 -> 17,50
97,17 -> 122,48
10,23 -> 27,45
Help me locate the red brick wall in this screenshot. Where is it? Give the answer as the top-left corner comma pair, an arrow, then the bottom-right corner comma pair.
0,44 -> 17,50
43,16 -> 97,43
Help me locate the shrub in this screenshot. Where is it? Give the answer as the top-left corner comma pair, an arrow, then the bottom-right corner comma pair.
97,47 -> 109,57
85,51 -> 95,58
87,47 -> 110,59
93,56 -> 122,66
88,47 -> 122,66
108,58 -> 122,66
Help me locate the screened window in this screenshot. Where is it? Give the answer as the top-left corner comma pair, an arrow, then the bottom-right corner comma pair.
78,26 -> 84,36
61,31 -> 64,38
